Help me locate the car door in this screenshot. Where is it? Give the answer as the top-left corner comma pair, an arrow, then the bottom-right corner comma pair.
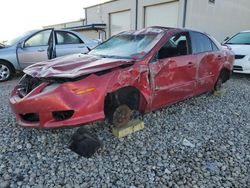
190,31 -> 223,94
17,29 -> 53,68
149,32 -> 197,110
55,31 -> 89,57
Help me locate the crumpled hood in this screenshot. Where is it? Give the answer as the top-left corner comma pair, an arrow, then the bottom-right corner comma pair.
24,53 -> 134,78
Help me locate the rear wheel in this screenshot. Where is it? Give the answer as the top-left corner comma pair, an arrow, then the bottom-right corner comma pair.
0,62 -> 13,82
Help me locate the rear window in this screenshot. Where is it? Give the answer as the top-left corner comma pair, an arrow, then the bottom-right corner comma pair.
226,32 -> 250,45
190,32 -> 215,54
56,31 -> 83,45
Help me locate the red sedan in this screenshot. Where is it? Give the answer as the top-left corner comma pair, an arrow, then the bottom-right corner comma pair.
9,27 -> 234,128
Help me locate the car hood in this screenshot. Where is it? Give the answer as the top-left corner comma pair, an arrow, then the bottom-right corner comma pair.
0,45 -> 15,52
227,44 -> 250,55
0,44 -> 5,49
24,53 -> 134,78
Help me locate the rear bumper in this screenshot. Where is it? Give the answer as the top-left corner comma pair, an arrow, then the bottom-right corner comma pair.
9,81 -> 105,128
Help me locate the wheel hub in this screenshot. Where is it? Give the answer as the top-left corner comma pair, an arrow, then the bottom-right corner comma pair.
112,105 -> 132,128
0,64 -> 10,81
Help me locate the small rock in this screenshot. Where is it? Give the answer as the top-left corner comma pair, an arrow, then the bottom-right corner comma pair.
17,145 -> 22,150
26,143 -> 32,149
221,165 -> 227,171
3,174 -> 11,181
164,168 -> 171,175
129,186 -> 137,188
36,152 -> 42,159
0,181 -> 9,188
197,153 -> 203,158
182,138 -> 195,148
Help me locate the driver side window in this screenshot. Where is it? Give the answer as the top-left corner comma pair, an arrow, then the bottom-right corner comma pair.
158,32 -> 191,59
25,30 -> 51,47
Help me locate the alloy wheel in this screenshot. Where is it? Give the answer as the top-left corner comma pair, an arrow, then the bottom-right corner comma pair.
0,64 -> 10,81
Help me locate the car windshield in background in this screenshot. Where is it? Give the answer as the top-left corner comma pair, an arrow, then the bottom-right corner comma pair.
226,32 -> 250,45
89,32 -> 164,59
4,31 -> 34,46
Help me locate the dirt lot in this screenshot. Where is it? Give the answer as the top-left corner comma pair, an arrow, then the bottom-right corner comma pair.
0,74 -> 249,187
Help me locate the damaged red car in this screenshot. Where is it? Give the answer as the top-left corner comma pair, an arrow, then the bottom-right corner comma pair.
9,27 -> 234,128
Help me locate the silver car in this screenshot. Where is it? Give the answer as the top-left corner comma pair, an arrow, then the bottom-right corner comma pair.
0,28 -> 99,81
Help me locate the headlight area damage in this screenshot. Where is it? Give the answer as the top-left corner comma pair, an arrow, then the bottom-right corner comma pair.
9,54 -> 151,128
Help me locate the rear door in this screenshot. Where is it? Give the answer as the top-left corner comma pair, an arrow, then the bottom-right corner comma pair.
190,31 -> 223,93
55,31 -> 89,57
149,32 -> 197,110
17,29 -> 53,68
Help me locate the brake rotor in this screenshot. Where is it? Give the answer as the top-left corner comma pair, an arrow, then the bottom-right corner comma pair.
112,105 -> 132,128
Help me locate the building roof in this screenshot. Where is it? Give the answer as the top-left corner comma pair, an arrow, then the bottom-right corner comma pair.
66,24 -> 106,31
43,19 -> 85,29
83,0 -> 118,9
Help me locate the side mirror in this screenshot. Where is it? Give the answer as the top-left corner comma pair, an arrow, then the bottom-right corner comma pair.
222,36 -> 230,44
18,42 -> 25,49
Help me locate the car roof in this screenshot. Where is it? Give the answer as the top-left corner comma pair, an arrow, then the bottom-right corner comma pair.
145,26 -> 221,49
145,26 -> 208,35
119,26 -> 212,40
240,30 -> 250,33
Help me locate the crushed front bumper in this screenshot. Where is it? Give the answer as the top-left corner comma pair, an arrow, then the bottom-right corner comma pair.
9,77 -> 105,128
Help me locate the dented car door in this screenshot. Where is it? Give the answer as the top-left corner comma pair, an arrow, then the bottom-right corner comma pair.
149,32 -> 197,110
190,31 -> 223,93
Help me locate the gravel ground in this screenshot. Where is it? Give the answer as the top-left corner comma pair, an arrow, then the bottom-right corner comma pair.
0,74 -> 249,188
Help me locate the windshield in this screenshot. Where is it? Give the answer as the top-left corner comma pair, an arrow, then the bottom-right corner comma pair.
226,32 -> 250,45
89,30 -> 164,59
4,31 -> 34,46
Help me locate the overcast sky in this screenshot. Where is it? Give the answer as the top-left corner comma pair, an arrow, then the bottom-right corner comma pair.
0,0 -> 108,41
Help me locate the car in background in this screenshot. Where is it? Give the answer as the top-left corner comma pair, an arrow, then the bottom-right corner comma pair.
0,29 -> 100,81
9,27 -> 234,129
0,43 -> 5,49
224,31 -> 250,74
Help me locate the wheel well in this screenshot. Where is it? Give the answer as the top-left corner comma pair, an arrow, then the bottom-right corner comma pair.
0,59 -> 16,73
104,86 -> 141,117
219,68 -> 231,83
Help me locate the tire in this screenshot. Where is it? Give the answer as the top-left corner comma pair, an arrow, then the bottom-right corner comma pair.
0,61 -> 13,82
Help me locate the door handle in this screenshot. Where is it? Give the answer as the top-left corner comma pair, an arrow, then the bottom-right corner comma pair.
78,46 -> 85,48
38,49 -> 45,52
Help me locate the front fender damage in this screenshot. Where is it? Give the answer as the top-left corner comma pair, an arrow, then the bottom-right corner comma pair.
106,64 -> 151,112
